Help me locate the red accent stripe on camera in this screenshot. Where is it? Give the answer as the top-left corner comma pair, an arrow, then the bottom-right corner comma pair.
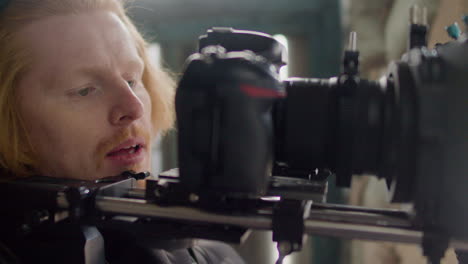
240,84 -> 286,98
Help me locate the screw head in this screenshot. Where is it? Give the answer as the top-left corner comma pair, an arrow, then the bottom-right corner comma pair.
189,193 -> 199,203
277,241 -> 292,255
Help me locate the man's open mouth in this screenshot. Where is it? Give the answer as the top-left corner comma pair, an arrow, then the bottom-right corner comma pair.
103,137 -> 147,167
107,144 -> 143,157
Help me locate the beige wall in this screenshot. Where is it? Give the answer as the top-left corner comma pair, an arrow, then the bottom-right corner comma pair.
429,0 -> 467,46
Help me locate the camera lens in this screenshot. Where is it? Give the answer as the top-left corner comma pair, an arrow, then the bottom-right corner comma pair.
273,76 -> 394,187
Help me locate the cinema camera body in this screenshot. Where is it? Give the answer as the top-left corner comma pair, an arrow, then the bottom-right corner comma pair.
0,9 -> 467,264
175,11 -> 468,263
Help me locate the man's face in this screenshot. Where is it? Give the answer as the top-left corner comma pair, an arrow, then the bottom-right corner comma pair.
16,11 -> 153,180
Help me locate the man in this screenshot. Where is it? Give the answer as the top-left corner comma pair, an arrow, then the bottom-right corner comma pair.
0,0 -> 174,180
0,0 -> 244,263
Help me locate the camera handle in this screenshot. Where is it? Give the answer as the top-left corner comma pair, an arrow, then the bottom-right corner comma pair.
272,199 -> 312,264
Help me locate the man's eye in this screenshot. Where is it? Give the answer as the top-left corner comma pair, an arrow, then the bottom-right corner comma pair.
127,80 -> 136,88
77,87 -> 94,96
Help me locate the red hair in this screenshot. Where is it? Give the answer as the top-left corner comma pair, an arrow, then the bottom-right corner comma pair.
0,0 -> 175,177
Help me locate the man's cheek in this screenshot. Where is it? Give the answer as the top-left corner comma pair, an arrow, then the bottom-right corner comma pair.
139,89 -> 152,112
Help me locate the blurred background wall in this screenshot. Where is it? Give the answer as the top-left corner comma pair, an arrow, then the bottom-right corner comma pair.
126,0 -> 467,263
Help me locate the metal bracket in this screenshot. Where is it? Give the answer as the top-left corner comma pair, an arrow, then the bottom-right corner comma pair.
272,199 -> 312,262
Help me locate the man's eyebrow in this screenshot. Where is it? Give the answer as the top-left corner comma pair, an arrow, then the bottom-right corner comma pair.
123,59 -> 144,73
74,59 -> 144,77
42,59 -> 145,92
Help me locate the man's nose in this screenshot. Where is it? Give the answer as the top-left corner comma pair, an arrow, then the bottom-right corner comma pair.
109,82 -> 144,126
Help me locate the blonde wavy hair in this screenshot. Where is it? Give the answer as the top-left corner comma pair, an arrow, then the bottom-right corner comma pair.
0,0 -> 175,177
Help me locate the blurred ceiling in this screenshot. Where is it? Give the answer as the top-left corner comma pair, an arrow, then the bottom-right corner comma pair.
129,0 -> 328,21
126,0 -> 342,78
127,0 -> 337,42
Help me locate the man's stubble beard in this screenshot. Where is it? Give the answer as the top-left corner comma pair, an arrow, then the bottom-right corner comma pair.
95,126 -> 152,174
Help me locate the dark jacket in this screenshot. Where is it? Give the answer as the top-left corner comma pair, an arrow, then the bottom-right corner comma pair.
0,223 -> 245,264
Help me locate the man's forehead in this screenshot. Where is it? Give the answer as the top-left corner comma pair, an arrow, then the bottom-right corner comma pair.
17,11 -> 140,76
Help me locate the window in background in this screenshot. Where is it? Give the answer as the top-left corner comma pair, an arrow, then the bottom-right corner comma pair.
273,34 -> 289,80
273,33 -> 297,264
148,43 -> 164,175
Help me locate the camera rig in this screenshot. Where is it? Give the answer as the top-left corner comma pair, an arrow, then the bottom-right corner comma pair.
1,10 -> 468,264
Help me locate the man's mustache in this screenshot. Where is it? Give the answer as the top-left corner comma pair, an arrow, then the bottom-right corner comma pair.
95,126 -> 151,170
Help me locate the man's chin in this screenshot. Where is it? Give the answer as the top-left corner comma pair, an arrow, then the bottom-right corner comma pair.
97,164 -> 151,180
35,165 -> 150,181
